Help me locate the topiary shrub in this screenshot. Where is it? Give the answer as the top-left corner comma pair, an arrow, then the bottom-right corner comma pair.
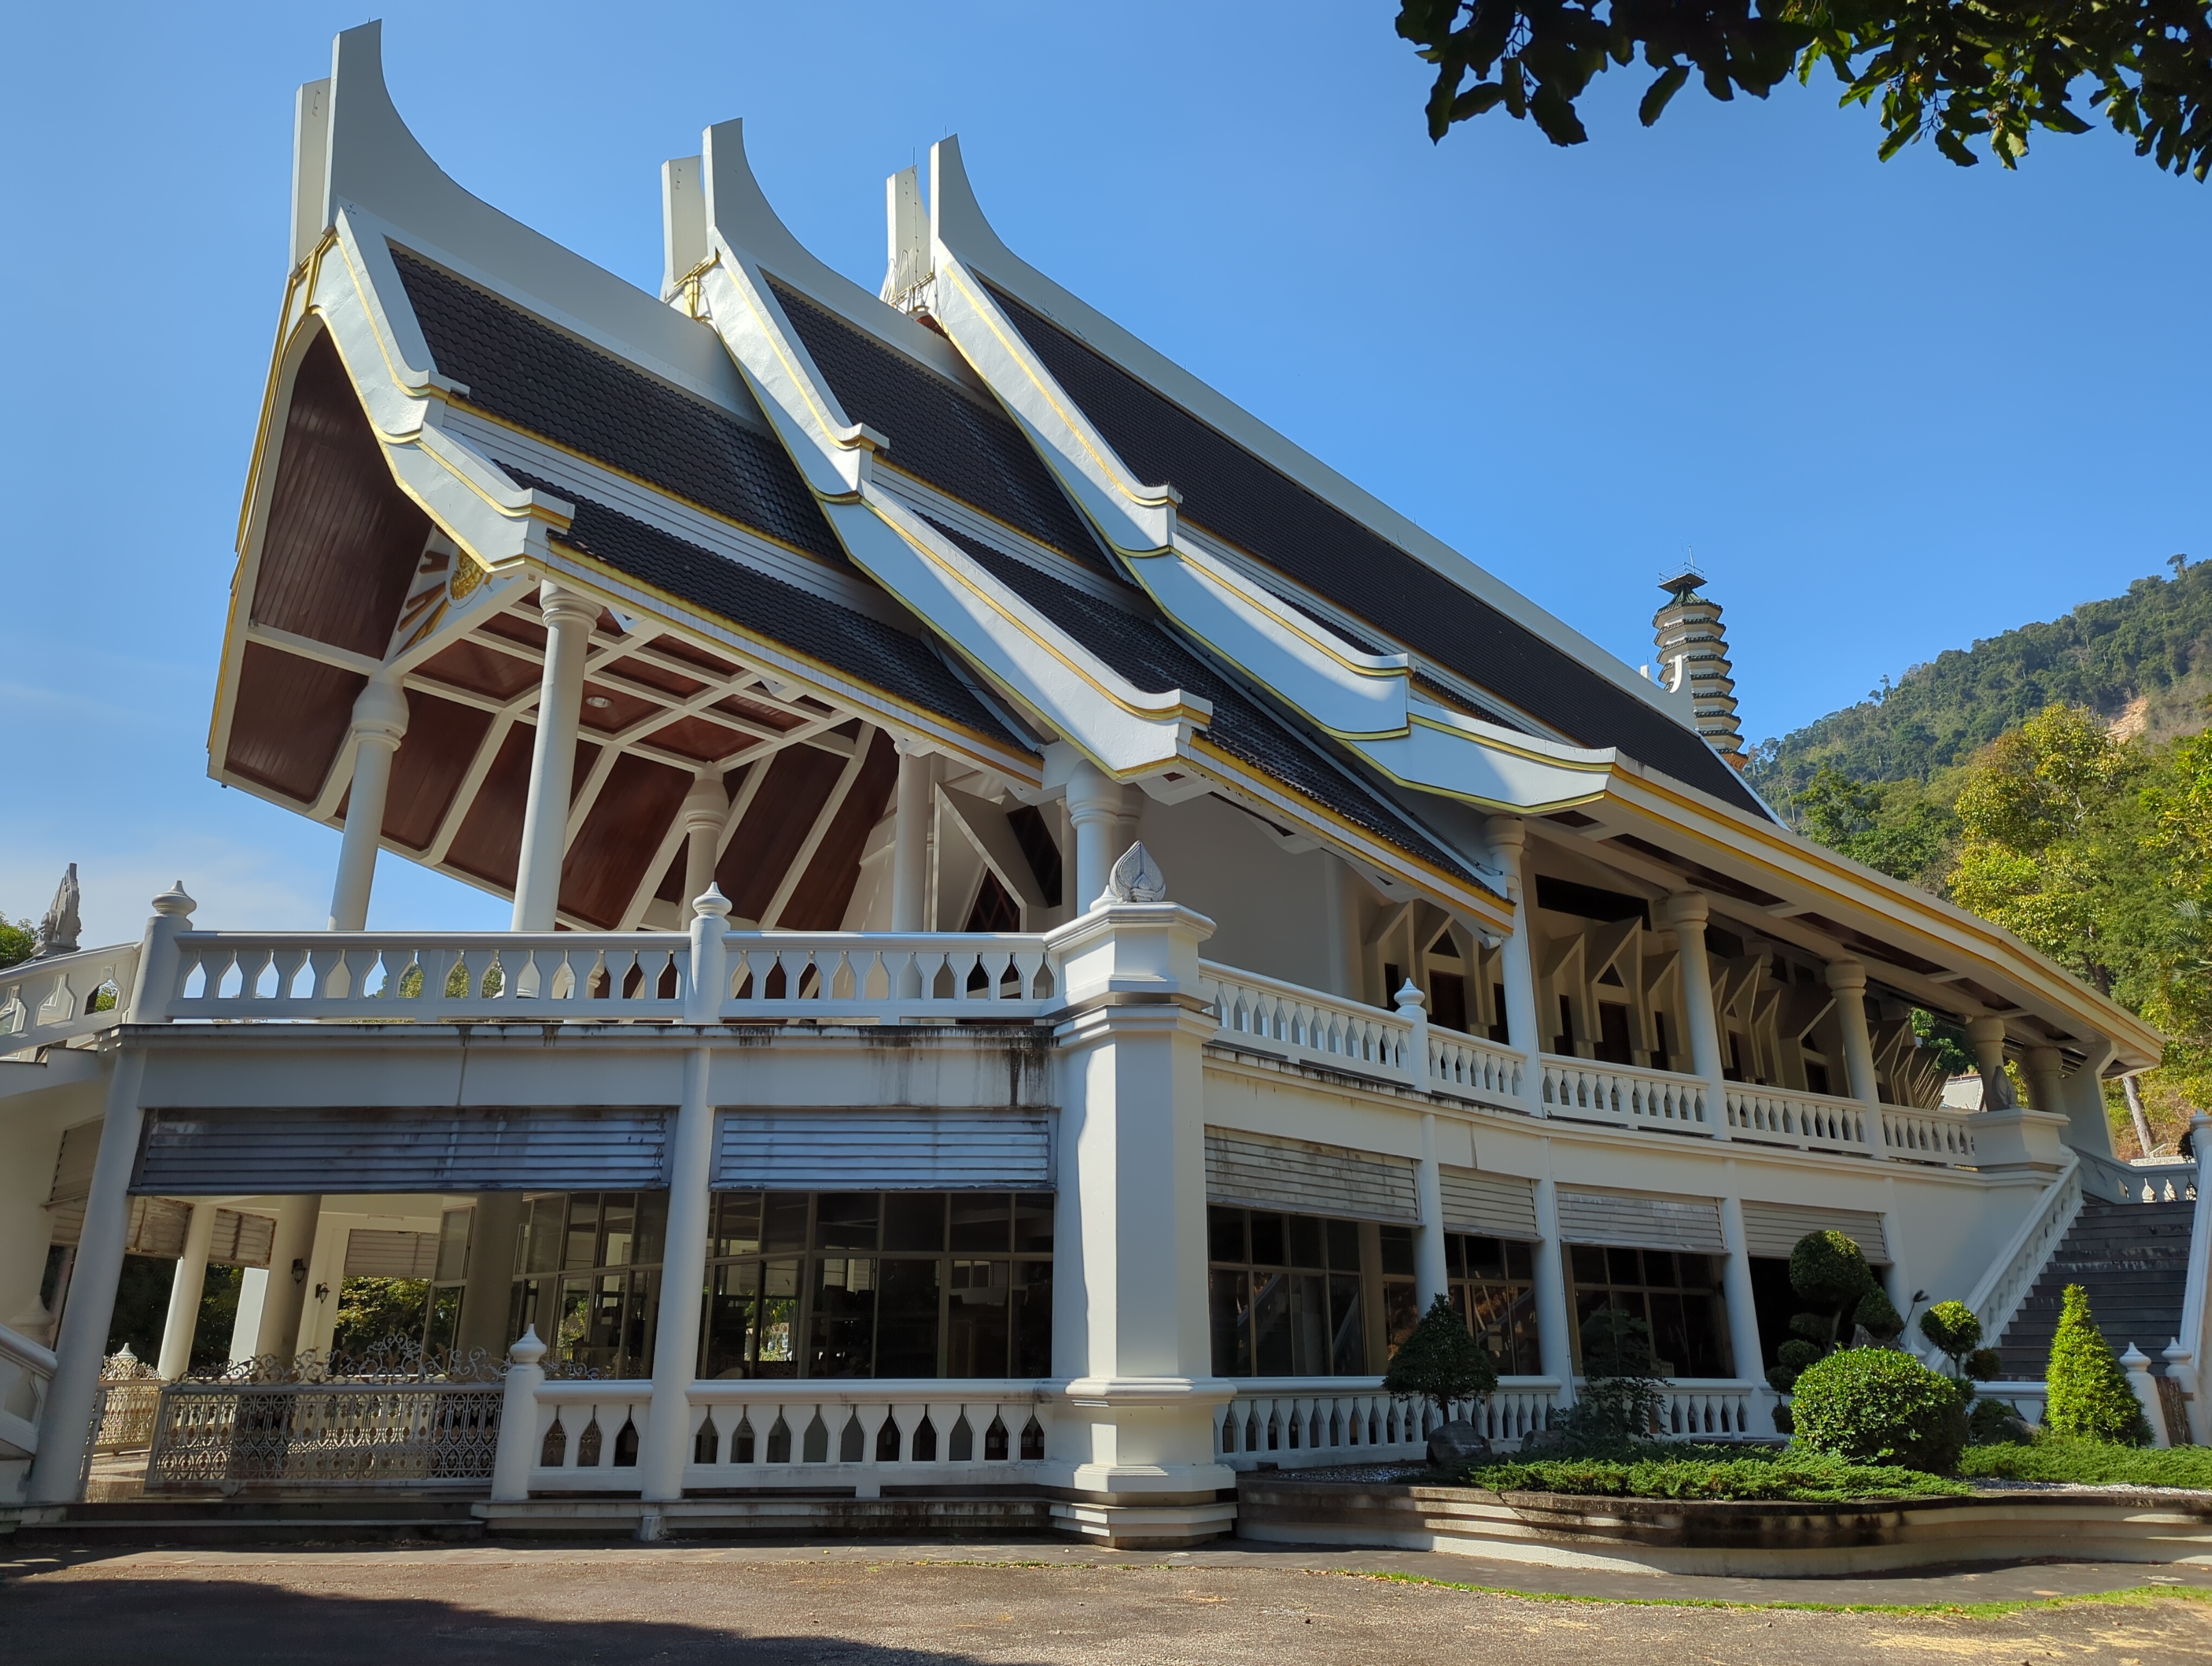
1384,1294 -> 1499,1422
1789,1345 -> 1970,1472
1768,1230 -> 1894,1394
1560,1307 -> 1668,1452
2043,1284 -> 2151,1445
1967,1395 -> 2034,1446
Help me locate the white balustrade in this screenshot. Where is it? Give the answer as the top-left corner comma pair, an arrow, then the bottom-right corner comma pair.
1653,1379 -> 1774,1439
1540,1055 -> 1713,1136
0,1323 -> 58,1506
717,933 -> 1060,1022
1880,1102 -> 1980,1164
1426,1030 -> 1526,1106
164,932 -> 690,1022
1214,1377 -> 1563,1466
1974,1379 -> 2048,1426
1725,1085 -> 1878,1158
525,1381 -> 654,1490
1958,1154 -> 2084,1349
1202,964 -> 1414,1082
0,942 -> 140,1055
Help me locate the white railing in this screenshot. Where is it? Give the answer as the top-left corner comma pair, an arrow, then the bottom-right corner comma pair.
1880,1101 -> 1980,1164
1655,1379 -> 1775,1439
1958,1153 -> 2084,1350
1202,964 -> 1414,1081
521,1379 -> 1056,1493
1540,1055 -> 1713,1136
1216,1377 -> 1562,1468
2081,1149 -> 2199,1206
0,1323 -> 57,1506
165,932 -> 690,1022
1725,1085 -> 1877,1159
0,941 -> 140,1055
144,1379 -> 505,1490
1975,1379 -> 2048,1426
714,933 -> 1061,1021
1427,1030 -> 1526,1104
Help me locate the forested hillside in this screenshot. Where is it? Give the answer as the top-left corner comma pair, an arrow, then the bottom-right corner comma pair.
1742,559 -> 2211,1156
1747,558 -> 2212,804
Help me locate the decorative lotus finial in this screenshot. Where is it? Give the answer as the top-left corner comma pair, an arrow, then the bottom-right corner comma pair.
1101,842 -> 1166,905
33,864 -> 81,959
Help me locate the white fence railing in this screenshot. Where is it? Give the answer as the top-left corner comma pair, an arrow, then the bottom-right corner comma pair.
1541,1055 -> 1714,1135
1216,1377 -> 1562,1468
1203,965 -> 1414,1081
1882,1102 -> 1980,1165
2081,1149 -> 2200,1206
714,934 -> 1061,1021
1725,1084 -> 1877,1158
0,1323 -> 57,1506
0,941 -> 140,1055
1959,1154 -> 2084,1351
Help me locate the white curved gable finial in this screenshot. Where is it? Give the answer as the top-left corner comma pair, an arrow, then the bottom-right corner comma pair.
1102,842 -> 1167,906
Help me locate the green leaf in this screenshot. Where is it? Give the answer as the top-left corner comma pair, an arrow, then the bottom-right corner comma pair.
1639,63 -> 1693,124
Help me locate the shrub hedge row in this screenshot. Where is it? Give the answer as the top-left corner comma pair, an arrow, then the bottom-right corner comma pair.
1961,1438 -> 2212,1488
1462,1452 -> 1969,1502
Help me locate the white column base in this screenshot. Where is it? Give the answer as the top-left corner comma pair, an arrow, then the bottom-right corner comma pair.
1049,1497 -> 1239,1548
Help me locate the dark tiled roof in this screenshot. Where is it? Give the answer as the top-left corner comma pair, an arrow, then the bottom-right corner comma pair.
498,466 -> 1024,750
766,280 -> 1105,569
924,516 -> 1480,886
389,248 -> 846,567
983,283 -> 1766,817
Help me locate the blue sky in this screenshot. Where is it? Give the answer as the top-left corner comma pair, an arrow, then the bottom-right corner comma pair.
4,3 -> 2205,946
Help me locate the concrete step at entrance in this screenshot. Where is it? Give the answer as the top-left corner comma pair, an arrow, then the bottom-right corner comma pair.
4,1495 -> 487,1545
1996,1199 -> 2196,1379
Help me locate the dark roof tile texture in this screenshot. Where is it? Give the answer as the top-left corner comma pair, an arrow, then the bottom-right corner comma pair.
924,516 -> 1477,885
389,248 -> 846,567
766,280 -> 1104,569
498,466 -> 1022,750
983,282 -> 1764,817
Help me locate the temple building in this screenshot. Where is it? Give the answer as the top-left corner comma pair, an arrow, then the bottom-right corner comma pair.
0,24 -> 2185,1546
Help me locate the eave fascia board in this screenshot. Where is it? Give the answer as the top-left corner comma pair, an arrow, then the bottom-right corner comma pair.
924,132 -> 1701,737
1598,769 -> 2164,1065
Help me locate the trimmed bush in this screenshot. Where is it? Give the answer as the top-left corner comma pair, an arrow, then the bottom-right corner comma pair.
1558,1308 -> 1666,1452
1384,1293 -> 1498,1420
1853,1285 -> 1904,1343
1962,1437 -> 2212,1488
1769,1230 -> 1891,1394
1789,1346 -> 1970,1472
1465,1451 -> 1967,1502
1966,1396 -> 2033,1446
2043,1284 -> 2151,1445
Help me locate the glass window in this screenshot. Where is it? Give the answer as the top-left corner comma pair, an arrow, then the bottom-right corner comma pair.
1445,1232 -> 1542,1375
1206,1204 -> 1372,1377
1566,1243 -> 1733,1377
506,1193 -> 668,1377
689,1190 -> 1054,1380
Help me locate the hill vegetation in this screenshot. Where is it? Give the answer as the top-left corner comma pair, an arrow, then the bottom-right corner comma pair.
1746,559 -> 2212,1155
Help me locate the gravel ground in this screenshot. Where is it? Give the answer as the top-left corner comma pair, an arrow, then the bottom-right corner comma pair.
6,1541 -> 2212,1664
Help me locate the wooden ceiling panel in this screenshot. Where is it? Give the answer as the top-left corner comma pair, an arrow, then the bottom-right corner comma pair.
580,681 -> 660,735
383,690 -> 494,851
415,638 -> 541,702
778,732 -> 899,931
710,690 -> 808,732
480,610 -> 548,653
650,635 -> 742,679
250,332 -> 429,656
647,714 -> 756,764
225,643 -> 364,802
715,748 -> 846,920
602,653 -> 708,700
443,725 -> 536,891
560,753 -> 694,928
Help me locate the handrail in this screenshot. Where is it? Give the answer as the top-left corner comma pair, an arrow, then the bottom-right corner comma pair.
0,942 -> 141,1054
715,931 -> 1060,1020
1200,961 -> 1414,1081
2174,1150 -> 2212,1442
1725,1082 -> 1877,1158
1958,1151 -> 2084,1351
1,1324 -> 62,1503
1540,1054 -> 1713,1136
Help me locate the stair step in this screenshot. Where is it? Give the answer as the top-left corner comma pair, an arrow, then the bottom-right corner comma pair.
1995,1196 -> 2198,1376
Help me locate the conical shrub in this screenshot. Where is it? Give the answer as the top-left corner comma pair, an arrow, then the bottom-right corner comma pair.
2043,1283 -> 2151,1445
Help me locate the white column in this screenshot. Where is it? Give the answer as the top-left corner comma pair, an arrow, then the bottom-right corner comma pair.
1414,1112 -> 1449,1318
1531,1172 -> 1576,1406
327,672 -> 408,931
456,1194 -> 527,1362
253,1195 -> 322,1363
1825,958 -> 1882,1108
1665,892 -> 1726,1090
1717,1180 -> 1768,1401
890,743 -> 931,932
679,771 -> 726,912
1065,759 -> 1121,914
1966,1013 -> 2012,1108
1483,817 -> 1545,1115
2025,1046 -> 2067,1117
2056,1038 -> 2121,1161
512,580 -> 597,932
1046,898 -> 1233,1546
28,882 -> 192,1503
641,889 -> 730,1503
1321,855 -> 1365,1000
157,1201 -> 218,1380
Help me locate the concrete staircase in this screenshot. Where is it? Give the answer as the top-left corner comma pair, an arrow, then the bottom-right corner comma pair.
1996,1199 -> 2195,1379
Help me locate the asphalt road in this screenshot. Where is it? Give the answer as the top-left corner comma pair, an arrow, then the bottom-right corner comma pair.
6,1541 -> 2212,1664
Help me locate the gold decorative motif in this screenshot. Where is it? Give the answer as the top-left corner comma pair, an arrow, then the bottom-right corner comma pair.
449,554 -> 487,601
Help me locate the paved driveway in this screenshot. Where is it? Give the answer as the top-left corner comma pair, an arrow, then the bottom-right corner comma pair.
5,1540 -> 2211,1663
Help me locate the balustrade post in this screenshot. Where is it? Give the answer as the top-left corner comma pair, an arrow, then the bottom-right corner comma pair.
685,887 -> 731,1024
491,1327 -> 547,1502
1482,818 -> 1545,1117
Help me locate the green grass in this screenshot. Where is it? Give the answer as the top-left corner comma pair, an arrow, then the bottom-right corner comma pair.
1462,1450 -> 1968,1502
1961,1436 -> 2212,1488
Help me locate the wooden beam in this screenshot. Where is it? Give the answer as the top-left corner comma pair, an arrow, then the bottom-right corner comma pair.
759,727 -> 877,930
